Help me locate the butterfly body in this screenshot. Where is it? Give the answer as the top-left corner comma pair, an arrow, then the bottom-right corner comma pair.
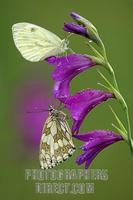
39,106 -> 75,169
12,23 -> 69,62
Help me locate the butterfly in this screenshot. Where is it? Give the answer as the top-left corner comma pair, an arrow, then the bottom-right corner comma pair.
39,105 -> 75,169
12,22 -> 69,62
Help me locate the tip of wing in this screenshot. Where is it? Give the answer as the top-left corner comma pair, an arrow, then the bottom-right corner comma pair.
12,22 -> 31,31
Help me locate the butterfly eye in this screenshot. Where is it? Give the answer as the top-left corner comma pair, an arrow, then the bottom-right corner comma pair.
48,106 -> 53,112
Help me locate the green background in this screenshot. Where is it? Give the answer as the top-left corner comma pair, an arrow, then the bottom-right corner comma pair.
1,0 -> 133,199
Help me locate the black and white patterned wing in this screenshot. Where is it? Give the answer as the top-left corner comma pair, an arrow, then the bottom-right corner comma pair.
39,115 -> 75,169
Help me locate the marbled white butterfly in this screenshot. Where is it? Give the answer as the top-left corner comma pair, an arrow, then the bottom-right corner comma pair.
39,105 -> 75,169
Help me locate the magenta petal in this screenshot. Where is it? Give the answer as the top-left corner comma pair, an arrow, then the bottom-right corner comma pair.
84,142 -> 113,169
60,90 -> 114,133
84,148 -> 101,169
75,130 -> 123,169
76,151 -> 89,165
76,147 -> 103,169
74,130 -> 122,150
73,130 -> 121,142
53,79 -> 70,99
47,54 -> 96,99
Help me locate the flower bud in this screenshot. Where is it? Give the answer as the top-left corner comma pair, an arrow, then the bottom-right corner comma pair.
71,12 -> 97,32
64,23 -> 88,38
69,12 -> 101,46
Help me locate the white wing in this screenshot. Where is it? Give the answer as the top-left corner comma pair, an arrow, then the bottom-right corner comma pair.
39,115 -> 75,169
12,23 -> 63,62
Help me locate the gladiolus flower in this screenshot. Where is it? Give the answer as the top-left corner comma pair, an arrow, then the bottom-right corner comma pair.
59,89 -> 114,133
47,54 -> 96,99
73,130 -> 123,169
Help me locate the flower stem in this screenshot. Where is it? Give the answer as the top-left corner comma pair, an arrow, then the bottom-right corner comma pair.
107,63 -> 119,90
108,64 -> 132,145
101,41 -> 133,153
108,64 -> 133,153
125,107 -> 133,154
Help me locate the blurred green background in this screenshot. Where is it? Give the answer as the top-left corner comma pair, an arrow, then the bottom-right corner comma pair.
1,0 -> 133,199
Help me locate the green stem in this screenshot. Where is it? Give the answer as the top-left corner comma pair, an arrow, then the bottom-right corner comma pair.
109,64 -> 133,153
107,63 -> 119,91
100,40 -> 119,91
87,36 -> 133,153
125,107 -> 133,154
101,41 -> 133,153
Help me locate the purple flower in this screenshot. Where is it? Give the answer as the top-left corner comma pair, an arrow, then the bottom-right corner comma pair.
64,12 -> 100,45
64,23 -> 88,38
73,130 -> 123,169
59,89 -> 114,134
70,12 -> 96,31
71,12 -> 81,20
47,54 -> 96,99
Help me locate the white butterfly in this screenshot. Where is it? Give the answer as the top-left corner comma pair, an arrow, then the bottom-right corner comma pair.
39,106 -> 75,169
12,23 -> 69,62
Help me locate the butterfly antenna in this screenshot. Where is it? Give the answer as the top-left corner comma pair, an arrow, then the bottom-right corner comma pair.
27,108 -> 48,113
